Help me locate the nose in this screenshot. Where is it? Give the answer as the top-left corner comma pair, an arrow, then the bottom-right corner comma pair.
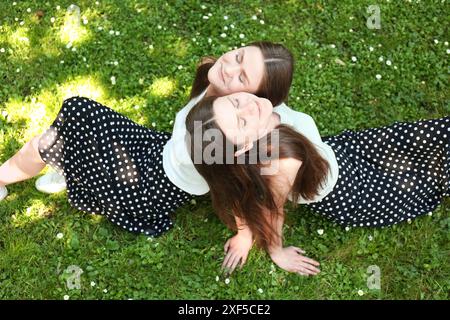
239,99 -> 258,116
223,63 -> 240,77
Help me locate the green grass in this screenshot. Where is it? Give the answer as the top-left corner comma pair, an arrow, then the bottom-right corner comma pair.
0,0 -> 449,300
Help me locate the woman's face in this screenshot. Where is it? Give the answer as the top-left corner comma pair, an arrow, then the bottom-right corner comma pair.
208,46 -> 265,96
212,92 -> 278,155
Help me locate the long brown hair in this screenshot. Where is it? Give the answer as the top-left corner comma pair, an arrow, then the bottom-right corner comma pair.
189,41 -> 294,107
186,96 -> 330,251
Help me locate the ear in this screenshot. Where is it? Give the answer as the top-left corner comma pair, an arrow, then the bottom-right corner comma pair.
234,141 -> 254,157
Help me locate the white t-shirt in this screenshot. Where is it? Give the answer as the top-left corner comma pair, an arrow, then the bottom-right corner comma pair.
162,90 -> 339,202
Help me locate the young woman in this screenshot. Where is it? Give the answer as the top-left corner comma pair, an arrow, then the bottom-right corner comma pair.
0,42 -> 294,237
185,92 -> 449,276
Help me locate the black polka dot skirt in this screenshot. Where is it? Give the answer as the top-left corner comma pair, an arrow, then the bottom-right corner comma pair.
307,117 -> 449,228
38,96 -> 193,237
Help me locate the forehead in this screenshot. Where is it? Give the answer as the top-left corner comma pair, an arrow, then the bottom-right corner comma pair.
213,97 -> 239,143
239,46 -> 265,91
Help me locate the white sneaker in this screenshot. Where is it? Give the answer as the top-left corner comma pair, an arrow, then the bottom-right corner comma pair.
0,185 -> 7,201
35,170 -> 67,194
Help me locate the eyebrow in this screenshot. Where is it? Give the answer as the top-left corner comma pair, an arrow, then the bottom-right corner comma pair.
227,97 -> 240,129
241,49 -> 250,86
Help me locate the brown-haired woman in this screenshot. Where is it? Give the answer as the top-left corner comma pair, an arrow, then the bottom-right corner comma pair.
185,92 -> 449,276
0,42 -> 294,239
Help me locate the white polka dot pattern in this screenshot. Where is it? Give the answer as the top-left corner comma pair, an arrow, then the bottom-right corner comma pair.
38,96 -> 193,237
307,117 -> 449,227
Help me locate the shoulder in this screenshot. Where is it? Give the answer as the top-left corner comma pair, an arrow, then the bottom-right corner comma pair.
267,157 -> 302,198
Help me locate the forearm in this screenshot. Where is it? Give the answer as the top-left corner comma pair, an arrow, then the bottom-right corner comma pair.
267,209 -> 284,255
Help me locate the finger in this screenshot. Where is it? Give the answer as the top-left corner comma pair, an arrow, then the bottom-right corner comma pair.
222,251 -> 233,270
293,246 -> 306,255
224,239 -> 231,254
224,251 -> 239,271
300,256 -> 320,267
229,255 -> 242,273
239,254 -> 248,269
299,261 -> 321,273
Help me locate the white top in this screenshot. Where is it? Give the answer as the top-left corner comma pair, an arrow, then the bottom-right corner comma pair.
162,90 -> 339,203
162,89 -> 210,195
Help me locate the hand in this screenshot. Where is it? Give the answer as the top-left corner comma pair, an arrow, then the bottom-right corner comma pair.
269,246 -> 320,276
221,231 -> 254,274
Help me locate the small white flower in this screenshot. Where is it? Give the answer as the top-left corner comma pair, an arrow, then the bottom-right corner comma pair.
252,15 -> 257,20
56,233 -> 64,239
115,31 -> 120,36
330,44 -> 336,48
368,235 -> 373,241
66,42 -> 72,49
375,74 -> 382,80
208,38 -> 212,44
27,8 -> 32,13
13,2 -> 17,5
149,44 -> 154,50
134,105 -> 140,110
386,60 -> 392,66
20,21 -> 25,26
357,290 -> 364,296
201,5 -> 206,9
208,13 -> 212,17
318,64 -> 322,68
428,212 -> 433,216
96,1 -> 100,5
113,61 -> 118,66
63,295 -> 70,300
110,76 -> 116,85
50,17 -> 55,23
224,15 -> 228,20
239,33 -> 245,39
345,226 -> 350,232
317,229 -> 324,235
215,276 -> 219,282
0,48 -> 5,53
258,288 -> 263,294
351,56 -> 357,62
230,24 -> 235,29
369,46 -> 374,52
378,56 -> 384,62
103,289 -> 108,293
152,122 -> 156,127
407,219 -> 412,224
178,65 -> 183,70
109,30 -> 114,35
446,49 -> 450,54
56,5 -> 61,10
444,41 -> 448,46
260,20 -> 265,24
71,47 -> 76,52
349,28 -> 353,32
157,25 -> 162,29
220,33 -> 226,38
393,65 -> 398,70
90,281 -> 96,287
98,26 -> 103,31
434,39 -> 439,44
202,15 -> 209,20
223,26 -> 228,31
83,19 -> 88,25
60,60 -> 64,64
225,278 -> 230,285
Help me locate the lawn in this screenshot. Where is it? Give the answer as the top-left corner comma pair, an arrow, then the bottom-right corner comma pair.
0,0 -> 448,300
